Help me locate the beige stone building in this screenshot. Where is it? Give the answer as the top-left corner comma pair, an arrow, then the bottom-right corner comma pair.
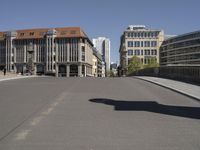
119,25 -> 164,75
92,48 -> 103,77
0,27 -> 95,77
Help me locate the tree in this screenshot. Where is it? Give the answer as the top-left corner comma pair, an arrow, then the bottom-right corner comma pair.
144,57 -> 159,68
128,56 -> 143,74
106,70 -> 115,77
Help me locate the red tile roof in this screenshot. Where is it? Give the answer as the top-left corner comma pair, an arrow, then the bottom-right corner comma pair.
0,27 -> 88,40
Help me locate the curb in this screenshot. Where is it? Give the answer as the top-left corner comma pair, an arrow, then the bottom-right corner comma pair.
134,77 -> 200,103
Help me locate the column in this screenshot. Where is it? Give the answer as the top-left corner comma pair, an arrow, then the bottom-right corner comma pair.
34,43 -> 37,62
23,65 -> 26,75
24,45 -> 26,63
84,65 -> 87,77
78,64 -> 82,77
14,65 -> 17,74
78,41 -> 81,62
66,65 -> 70,77
67,40 -> 70,62
34,65 -> 37,75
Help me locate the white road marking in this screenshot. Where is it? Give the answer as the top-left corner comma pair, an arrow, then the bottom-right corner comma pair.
13,92 -> 69,141
15,129 -> 31,141
30,116 -> 44,126
41,107 -> 54,115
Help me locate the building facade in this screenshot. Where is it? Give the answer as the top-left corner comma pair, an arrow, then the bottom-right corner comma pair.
160,30 -> 200,66
92,48 -> 103,77
0,27 -> 94,77
92,37 -> 110,73
119,25 -> 164,75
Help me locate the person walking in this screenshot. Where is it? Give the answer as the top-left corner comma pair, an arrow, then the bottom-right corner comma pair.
3,67 -> 6,76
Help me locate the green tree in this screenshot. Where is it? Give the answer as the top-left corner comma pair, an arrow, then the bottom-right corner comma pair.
128,56 -> 143,74
106,70 -> 115,77
144,57 -> 159,68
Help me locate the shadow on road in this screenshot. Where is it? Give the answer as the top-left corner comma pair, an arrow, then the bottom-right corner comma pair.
89,98 -> 200,120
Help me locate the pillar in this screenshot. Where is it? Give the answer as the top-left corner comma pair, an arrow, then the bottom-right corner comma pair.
78,64 -> 82,77
84,65 -> 87,77
66,65 -> 70,77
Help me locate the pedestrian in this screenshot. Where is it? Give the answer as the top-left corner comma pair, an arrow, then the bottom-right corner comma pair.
3,67 -> 6,76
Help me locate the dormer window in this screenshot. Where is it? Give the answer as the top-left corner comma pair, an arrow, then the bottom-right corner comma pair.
70,30 -> 76,34
30,32 -> 34,36
61,31 -> 67,35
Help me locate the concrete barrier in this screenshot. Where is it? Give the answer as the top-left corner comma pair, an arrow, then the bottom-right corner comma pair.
129,66 -> 200,85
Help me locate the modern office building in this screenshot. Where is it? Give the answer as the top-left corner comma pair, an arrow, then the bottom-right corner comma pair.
92,37 -> 110,73
160,30 -> 200,66
119,25 -> 164,75
110,62 -> 118,76
0,27 -> 95,77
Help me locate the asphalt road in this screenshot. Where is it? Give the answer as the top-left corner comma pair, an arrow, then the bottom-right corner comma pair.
0,77 -> 200,150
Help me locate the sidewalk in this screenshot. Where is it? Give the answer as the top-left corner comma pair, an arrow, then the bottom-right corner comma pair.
135,76 -> 200,101
0,73 -> 37,82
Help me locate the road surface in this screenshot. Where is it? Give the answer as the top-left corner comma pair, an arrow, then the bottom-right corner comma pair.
0,77 -> 199,150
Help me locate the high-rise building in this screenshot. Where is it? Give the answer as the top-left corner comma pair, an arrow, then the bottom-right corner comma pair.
119,25 -> 164,75
92,37 -> 110,72
0,27 -> 96,77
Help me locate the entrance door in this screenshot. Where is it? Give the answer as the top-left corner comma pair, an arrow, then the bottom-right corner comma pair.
36,64 -> 45,75
59,65 -> 66,77
70,65 -> 78,77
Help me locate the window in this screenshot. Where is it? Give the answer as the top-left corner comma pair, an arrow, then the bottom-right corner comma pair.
127,41 -> 133,47
154,50 -> 157,55
20,33 -> 24,36
144,49 -> 150,55
131,32 -> 133,37
141,32 -> 144,38
138,32 -> 141,38
148,50 -> 150,55
152,32 -> 155,37
151,41 -> 157,47
151,49 -> 157,55
141,50 -> 143,55
151,50 -> 154,55
144,32 -> 147,37
82,46 -> 85,61
128,50 -> 133,56
141,41 -> 143,47
135,41 -> 140,47
144,41 -> 150,47
148,32 -> 151,37
135,50 -> 140,56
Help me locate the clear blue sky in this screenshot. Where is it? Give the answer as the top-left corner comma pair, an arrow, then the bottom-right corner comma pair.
0,0 -> 200,63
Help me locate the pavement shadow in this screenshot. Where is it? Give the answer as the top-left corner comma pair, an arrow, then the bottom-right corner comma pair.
89,98 -> 200,120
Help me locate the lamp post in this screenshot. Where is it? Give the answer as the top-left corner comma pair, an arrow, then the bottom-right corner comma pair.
26,42 -> 34,75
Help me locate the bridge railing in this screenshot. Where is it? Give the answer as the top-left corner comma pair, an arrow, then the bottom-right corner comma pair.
128,66 -> 200,84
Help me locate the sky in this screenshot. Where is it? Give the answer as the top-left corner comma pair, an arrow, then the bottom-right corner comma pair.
0,0 -> 200,63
